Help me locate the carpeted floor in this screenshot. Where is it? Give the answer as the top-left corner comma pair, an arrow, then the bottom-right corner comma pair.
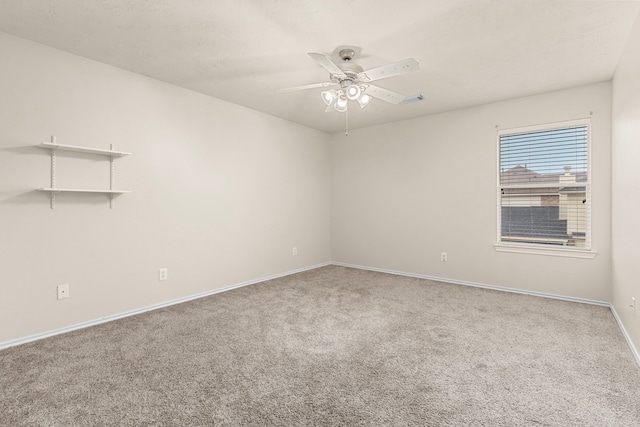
1,265 -> 639,426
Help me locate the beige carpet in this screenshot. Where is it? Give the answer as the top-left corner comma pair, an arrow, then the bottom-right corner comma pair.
2,265 -> 639,426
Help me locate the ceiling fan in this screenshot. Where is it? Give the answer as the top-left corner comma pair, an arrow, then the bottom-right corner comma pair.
276,48 -> 424,113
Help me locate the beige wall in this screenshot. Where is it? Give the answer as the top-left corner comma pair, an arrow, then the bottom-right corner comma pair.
612,17 -> 640,358
1,29 -> 632,352
0,33 -> 332,343
331,82 -> 611,302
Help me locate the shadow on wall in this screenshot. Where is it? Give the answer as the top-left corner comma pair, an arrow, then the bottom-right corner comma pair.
0,189 -> 48,206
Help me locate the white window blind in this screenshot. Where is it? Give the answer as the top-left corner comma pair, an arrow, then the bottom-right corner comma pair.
498,120 -> 590,249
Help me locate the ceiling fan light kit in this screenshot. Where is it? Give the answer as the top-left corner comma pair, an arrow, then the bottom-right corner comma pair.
278,47 -> 424,116
321,83 -> 371,112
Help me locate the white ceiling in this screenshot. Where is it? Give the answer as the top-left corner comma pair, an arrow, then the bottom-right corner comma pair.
0,1 -> 639,133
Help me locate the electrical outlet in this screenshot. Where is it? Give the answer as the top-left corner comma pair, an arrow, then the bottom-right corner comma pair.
292,247 -> 298,256
159,268 -> 168,281
440,252 -> 448,262
631,297 -> 636,316
57,284 -> 69,300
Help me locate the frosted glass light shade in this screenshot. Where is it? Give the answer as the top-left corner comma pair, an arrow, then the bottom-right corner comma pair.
334,95 -> 348,112
346,84 -> 361,100
321,89 -> 337,106
358,93 -> 372,108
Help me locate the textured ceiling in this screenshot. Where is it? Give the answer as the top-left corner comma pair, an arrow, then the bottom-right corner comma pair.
0,0 -> 639,133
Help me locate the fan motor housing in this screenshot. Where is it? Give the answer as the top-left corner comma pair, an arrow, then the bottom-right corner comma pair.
339,62 -> 363,75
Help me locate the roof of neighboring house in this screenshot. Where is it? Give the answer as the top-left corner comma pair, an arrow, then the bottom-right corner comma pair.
501,165 -> 587,189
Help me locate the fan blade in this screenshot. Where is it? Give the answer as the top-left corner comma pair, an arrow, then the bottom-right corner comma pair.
365,85 -> 406,104
276,82 -> 337,93
308,52 -> 345,77
359,58 -> 419,82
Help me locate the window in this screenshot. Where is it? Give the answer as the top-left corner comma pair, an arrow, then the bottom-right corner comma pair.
497,119 -> 591,256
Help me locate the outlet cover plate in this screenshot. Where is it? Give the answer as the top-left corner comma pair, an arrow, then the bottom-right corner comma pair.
57,284 -> 69,300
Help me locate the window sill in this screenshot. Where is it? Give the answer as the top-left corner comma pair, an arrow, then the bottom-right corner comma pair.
494,243 -> 597,259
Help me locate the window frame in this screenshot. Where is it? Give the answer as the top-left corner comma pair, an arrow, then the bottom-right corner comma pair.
494,118 -> 596,259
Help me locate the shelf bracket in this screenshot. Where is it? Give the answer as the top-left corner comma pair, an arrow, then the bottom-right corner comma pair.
110,143 -> 115,209
50,136 -> 56,209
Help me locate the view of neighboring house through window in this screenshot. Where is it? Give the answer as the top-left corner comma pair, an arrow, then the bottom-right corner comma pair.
498,120 -> 590,249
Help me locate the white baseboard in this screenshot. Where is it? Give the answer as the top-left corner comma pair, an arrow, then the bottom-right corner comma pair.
331,261 -> 609,306
0,262 -> 331,351
610,306 -> 640,367
332,261 -> 640,367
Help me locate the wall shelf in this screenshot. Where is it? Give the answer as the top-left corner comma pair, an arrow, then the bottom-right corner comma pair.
38,136 -> 132,209
38,142 -> 131,157
39,188 -> 132,194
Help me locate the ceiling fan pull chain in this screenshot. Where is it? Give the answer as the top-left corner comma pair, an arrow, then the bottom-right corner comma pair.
345,108 -> 349,136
